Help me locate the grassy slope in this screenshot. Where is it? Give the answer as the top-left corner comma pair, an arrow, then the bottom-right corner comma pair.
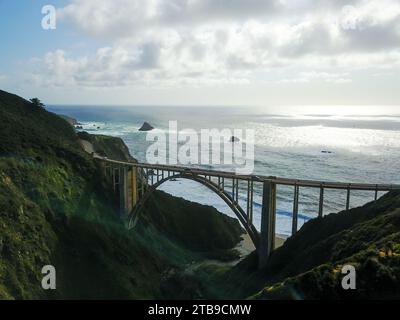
77,131 -> 132,161
0,89 -> 244,299
141,190 -> 243,257
215,190 -> 400,299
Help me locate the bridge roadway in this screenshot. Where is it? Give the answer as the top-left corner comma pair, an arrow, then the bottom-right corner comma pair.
95,155 -> 400,268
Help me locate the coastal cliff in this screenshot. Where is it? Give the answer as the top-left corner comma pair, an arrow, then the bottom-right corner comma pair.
58,114 -> 78,126
0,89 -> 244,299
209,190 -> 400,300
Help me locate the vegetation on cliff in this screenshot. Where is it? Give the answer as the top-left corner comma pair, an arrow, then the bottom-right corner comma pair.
77,131 -> 132,161
0,89 -> 244,299
59,115 -> 78,126
211,190 -> 400,299
140,191 -> 243,257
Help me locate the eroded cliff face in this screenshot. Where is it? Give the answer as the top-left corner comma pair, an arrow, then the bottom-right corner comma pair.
58,114 -> 78,126
77,131 -> 133,161
0,89 -> 244,299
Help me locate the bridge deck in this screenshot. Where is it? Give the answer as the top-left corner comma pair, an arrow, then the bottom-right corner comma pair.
97,155 -> 400,268
95,156 -> 400,192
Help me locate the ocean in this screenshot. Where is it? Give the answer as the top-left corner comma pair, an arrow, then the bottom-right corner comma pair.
49,105 -> 400,237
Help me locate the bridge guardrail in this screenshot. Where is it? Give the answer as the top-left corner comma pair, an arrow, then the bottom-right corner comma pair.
95,155 -> 400,268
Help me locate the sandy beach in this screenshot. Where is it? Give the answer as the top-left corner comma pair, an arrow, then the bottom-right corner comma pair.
236,233 -> 287,258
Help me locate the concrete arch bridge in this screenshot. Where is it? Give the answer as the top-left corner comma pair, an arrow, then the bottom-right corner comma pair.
96,156 -> 400,268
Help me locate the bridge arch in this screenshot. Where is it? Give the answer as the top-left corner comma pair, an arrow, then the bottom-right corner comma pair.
100,157 -> 400,269
128,172 -> 260,248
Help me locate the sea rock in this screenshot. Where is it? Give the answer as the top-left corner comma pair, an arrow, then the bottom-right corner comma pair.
139,122 -> 154,131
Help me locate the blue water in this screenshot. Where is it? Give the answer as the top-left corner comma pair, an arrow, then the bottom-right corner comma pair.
50,105 -> 400,236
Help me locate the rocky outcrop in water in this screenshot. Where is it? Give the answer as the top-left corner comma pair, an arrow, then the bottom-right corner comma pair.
139,122 -> 154,131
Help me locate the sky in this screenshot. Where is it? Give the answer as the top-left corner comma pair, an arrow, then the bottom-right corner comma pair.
1,0 -> 400,108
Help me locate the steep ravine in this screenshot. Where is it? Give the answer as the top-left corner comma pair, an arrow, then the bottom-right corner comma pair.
0,89 -> 245,299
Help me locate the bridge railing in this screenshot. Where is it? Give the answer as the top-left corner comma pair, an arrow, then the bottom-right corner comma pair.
97,156 -> 398,188
98,156 -> 398,206
96,156 -> 400,268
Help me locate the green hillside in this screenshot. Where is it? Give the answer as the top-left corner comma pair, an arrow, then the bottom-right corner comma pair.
0,89 -> 244,299
212,190 -> 400,299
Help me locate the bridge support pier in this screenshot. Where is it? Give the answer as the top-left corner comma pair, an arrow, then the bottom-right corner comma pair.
118,166 -> 141,222
258,181 -> 276,269
119,166 -> 129,219
131,167 -> 138,209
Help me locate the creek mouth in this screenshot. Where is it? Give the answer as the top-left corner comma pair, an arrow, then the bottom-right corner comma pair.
184,233 -> 288,274
158,233 -> 288,300
185,233 -> 256,273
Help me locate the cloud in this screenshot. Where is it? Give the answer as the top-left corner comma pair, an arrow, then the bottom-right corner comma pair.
30,48 -> 250,87
58,0 -> 283,38
30,0 -> 400,88
279,71 -> 352,84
